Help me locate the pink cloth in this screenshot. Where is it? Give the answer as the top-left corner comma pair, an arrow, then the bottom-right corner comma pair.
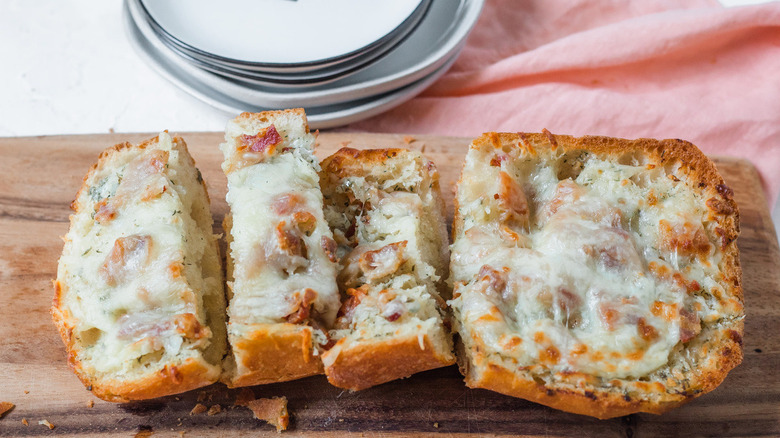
347,0 -> 780,205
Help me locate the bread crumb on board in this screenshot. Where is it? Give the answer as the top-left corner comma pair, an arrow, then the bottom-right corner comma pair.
234,391 -> 289,432
86,399 -> 94,408
22,418 -> 29,426
39,419 -> 55,430
134,425 -> 153,437
189,403 -> 207,415
0,402 -> 14,418
207,404 -> 222,416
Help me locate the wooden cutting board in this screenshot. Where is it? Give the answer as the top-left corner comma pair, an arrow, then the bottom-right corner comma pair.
0,132 -> 777,437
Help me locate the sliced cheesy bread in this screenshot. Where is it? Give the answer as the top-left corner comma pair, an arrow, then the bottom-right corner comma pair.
449,132 -> 744,419
219,109 -> 341,387
52,133 -> 226,402
319,148 -> 455,390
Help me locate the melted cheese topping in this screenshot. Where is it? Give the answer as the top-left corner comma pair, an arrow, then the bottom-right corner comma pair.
221,118 -> 340,338
320,152 -> 452,367
57,133 -> 223,374
450,145 -> 728,380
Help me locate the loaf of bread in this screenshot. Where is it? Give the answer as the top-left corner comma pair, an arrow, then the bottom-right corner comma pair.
219,109 -> 341,387
319,148 -> 455,390
449,131 -> 744,418
52,133 -> 226,402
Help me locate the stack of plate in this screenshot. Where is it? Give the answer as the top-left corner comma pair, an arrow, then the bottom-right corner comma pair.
123,0 -> 484,128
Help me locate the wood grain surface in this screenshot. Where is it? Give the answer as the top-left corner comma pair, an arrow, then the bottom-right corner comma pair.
0,132 -> 777,437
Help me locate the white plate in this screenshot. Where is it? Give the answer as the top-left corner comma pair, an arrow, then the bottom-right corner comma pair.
124,2 -> 461,129
127,0 -> 483,107
140,0 -> 426,67
142,0 -> 431,77
139,1 -> 428,87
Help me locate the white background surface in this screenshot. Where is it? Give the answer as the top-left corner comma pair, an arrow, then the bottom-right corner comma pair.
1,0 -> 778,236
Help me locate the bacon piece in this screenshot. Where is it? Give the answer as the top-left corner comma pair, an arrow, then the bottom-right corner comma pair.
495,171 -> 529,230
536,286 -> 582,327
141,182 -> 166,202
540,179 -> 583,220
476,265 -> 507,296
94,198 -> 117,224
490,153 -> 509,167
172,313 -> 210,340
384,309 -> 402,322
582,227 -> 641,273
358,241 -> 407,281
265,221 -> 309,277
276,222 -> 305,257
237,125 -> 282,155
637,318 -> 659,342
100,235 -> 152,286
293,211 -> 316,235
336,285 -> 368,328
337,247 -> 364,289
147,150 -> 168,172
378,290 -> 405,322
271,193 -> 304,216
321,236 -> 337,263
272,193 -> 318,236
679,307 -> 701,343
556,288 -> 582,327
119,150 -> 169,196
93,150 -> 169,223
658,219 -> 711,258
285,288 -> 318,324
117,313 -> 208,341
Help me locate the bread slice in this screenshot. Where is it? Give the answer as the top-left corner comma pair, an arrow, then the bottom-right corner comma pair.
449,131 -> 744,418
219,109 -> 341,387
319,148 -> 455,390
52,133 -> 226,402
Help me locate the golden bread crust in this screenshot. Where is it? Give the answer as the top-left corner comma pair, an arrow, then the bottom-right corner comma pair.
233,108 -> 308,128
74,355 -> 219,403
321,147 -> 408,177
450,131 -> 743,419
324,333 -> 454,391
222,323 -> 323,388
